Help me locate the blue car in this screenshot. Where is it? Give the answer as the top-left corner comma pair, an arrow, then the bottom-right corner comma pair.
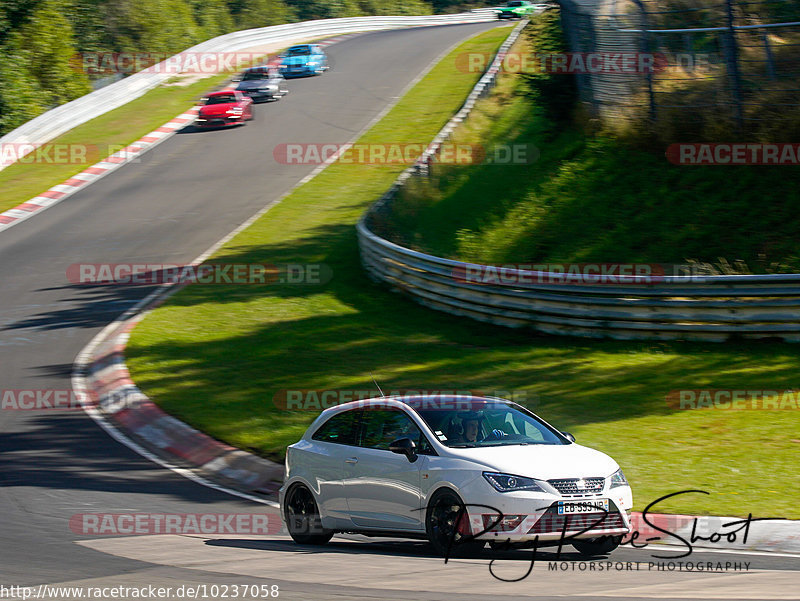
279,44 -> 329,78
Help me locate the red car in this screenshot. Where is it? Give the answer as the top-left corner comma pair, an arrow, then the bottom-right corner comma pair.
195,90 -> 253,128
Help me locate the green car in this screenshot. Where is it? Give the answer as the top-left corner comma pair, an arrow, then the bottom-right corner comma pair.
496,0 -> 537,19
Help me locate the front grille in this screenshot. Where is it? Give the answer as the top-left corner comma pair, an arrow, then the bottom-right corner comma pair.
528,510 -> 625,535
548,477 -> 605,496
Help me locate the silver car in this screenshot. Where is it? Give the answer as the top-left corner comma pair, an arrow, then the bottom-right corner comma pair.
234,66 -> 288,103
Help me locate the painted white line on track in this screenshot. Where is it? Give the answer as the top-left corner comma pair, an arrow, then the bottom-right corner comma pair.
641,544 -> 800,559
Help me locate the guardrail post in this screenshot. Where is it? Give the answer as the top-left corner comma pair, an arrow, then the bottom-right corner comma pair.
723,0 -> 744,128
630,0 -> 657,122
762,31 -> 777,81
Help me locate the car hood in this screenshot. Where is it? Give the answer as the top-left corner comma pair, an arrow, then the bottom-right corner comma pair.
237,80 -> 271,91
199,103 -> 237,116
443,443 -> 618,480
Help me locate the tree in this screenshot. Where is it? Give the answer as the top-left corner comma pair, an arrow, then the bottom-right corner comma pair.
17,0 -> 91,106
232,0 -> 296,28
103,0 -> 202,54
285,0 -> 362,20
357,0 -> 432,15
191,0 -> 235,39
0,35 -> 48,134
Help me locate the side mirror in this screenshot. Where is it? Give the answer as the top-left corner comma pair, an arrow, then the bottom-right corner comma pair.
389,437 -> 418,462
561,431 -> 576,443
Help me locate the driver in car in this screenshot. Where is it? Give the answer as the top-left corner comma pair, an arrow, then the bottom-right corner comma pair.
462,416 -> 481,443
457,412 -> 506,443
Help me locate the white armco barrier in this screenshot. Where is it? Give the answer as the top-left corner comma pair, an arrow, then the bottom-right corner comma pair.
0,12 -> 495,172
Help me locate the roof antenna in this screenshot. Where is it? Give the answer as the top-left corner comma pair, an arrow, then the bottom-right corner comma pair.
371,374 -> 385,398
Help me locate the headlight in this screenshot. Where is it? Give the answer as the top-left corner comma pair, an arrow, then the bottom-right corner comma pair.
483,472 -> 546,493
227,108 -> 243,115
609,468 -> 628,489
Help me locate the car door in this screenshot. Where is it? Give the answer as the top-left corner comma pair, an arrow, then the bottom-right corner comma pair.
307,408 -> 361,523
343,408 -> 428,531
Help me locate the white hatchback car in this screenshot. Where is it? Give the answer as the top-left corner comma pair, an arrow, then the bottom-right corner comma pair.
279,396 -> 633,556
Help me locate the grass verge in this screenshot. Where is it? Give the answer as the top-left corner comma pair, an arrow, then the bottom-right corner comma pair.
127,25 -> 800,519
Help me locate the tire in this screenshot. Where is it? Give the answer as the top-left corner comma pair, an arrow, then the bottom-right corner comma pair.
572,535 -> 622,557
425,490 -> 484,557
284,484 -> 333,545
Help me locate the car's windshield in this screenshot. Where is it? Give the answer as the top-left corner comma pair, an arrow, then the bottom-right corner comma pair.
407,398 -> 568,447
507,1 -> 525,6
205,94 -> 236,105
241,71 -> 267,81
287,46 -> 311,56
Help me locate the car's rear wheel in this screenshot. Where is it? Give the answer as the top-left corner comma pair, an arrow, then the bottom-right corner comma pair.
572,535 -> 622,556
425,490 -> 484,557
284,484 -> 333,545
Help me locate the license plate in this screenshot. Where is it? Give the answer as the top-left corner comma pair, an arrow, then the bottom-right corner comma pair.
557,499 -> 609,514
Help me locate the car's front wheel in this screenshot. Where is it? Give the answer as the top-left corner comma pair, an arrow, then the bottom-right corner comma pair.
425,489 -> 484,557
572,535 -> 622,556
284,484 -> 333,545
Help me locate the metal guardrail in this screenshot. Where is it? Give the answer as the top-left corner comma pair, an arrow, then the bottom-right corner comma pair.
0,12 -> 494,172
356,18 -> 800,343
